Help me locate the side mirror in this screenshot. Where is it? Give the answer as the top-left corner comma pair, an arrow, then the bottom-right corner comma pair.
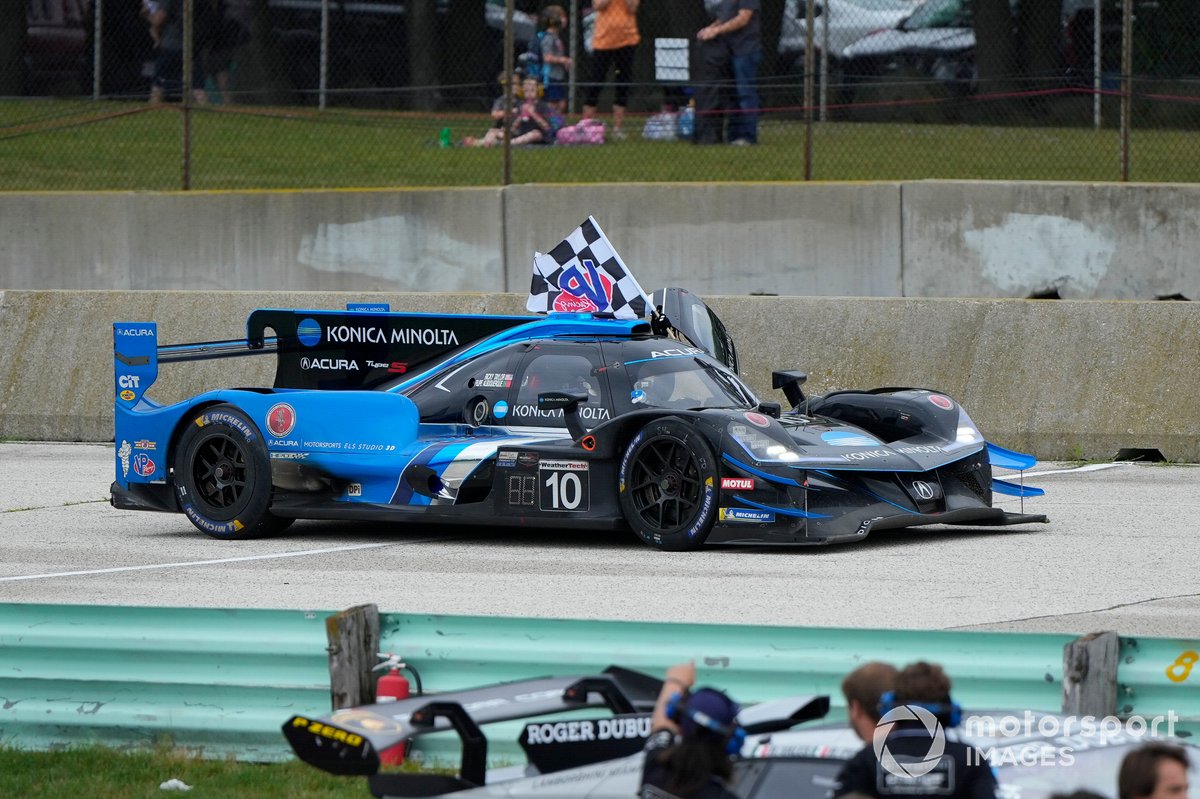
757,401 -> 782,419
538,392 -> 589,440
771,370 -> 808,411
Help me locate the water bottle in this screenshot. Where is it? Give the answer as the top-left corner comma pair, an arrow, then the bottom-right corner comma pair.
439,127 -> 452,148
677,104 -> 695,140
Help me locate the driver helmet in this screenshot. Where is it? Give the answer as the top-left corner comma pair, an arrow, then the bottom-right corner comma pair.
633,371 -> 675,406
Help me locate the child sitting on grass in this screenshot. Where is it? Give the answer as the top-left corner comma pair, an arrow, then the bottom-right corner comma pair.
464,76 -> 555,147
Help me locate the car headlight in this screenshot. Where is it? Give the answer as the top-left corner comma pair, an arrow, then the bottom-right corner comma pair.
728,423 -> 801,463
956,408 -> 984,445
956,425 -> 983,445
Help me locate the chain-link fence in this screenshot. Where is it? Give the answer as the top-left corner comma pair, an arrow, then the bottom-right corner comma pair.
3,0 -> 1198,189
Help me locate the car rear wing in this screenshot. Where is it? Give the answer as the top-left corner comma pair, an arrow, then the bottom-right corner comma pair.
113,307 -> 538,401
514,692 -> 831,777
282,666 -> 662,779
245,308 -> 537,391
356,691 -> 830,798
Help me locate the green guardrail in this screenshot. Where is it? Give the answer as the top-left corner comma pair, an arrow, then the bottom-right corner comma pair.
1,603 -> 1196,764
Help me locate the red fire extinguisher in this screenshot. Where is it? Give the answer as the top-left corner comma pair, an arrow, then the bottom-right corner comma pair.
372,653 -> 423,767
374,653 -> 411,703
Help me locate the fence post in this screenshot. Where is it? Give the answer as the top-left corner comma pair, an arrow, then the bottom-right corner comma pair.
1119,0 -> 1132,181
1062,631 -> 1120,718
326,603 -> 381,709
92,0 -> 103,100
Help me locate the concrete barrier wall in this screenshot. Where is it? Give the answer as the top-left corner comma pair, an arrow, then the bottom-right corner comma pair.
902,182 -> 1200,300
4,182 -> 1200,299
502,184 -> 903,297
0,189 -> 505,292
2,290 -> 1197,460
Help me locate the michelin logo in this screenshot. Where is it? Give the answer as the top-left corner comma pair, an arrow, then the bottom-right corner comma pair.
719,507 -> 775,523
118,439 -> 132,477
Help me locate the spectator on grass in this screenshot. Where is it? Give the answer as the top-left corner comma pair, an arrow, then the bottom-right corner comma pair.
842,661 -> 898,742
464,76 -> 554,147
1118,743 -> 1191,799
639,661 -> 741,799
201,0 -> 249,104
538,5 -> 572,115
463,71 -> 521,148
834,661 -> 996,799
148,0 -> 214,104
581,0 -> 640,140
696,0 -> 761,145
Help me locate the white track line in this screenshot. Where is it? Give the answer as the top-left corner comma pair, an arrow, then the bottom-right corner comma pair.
1020,463 -> 1127,478
0,541 -> 415,582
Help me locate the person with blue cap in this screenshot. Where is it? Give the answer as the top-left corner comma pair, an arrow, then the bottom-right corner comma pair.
639,661 -> 743,799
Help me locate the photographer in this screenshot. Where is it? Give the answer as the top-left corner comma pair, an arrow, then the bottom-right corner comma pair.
640,661 -> 741,799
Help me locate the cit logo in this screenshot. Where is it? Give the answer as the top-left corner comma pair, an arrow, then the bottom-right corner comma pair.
873,704 -> 945,778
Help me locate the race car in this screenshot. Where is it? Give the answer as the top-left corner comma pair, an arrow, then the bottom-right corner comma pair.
111,287 -> 1046,549
286,670 -> 1199,799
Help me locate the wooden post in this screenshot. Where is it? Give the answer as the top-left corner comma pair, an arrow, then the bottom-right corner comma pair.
1062,631 -> 1120,717
325,604 -> 381,710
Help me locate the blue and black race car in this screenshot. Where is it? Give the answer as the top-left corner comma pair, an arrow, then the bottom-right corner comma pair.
111,288 -> 1046,550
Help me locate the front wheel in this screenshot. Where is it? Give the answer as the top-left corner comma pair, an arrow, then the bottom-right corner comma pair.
618,417 -> 718,551
173,404 -> 293,539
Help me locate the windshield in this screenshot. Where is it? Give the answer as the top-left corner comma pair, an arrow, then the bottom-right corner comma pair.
624,355 -> 757,411
903,0 -> 968,29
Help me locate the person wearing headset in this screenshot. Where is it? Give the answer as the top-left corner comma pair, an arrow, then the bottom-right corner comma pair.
640,661 -> 742,799
834,661 -> 996,799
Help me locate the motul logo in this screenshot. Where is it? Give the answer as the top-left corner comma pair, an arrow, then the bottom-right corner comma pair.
721,477 -> 754,490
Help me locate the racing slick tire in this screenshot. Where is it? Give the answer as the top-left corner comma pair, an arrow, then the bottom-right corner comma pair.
173,404 -> 293,540
618,417 -> 718,551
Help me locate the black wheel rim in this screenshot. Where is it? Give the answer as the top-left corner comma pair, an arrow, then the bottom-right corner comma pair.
627,436 -> 703,533
191,434 -> 248,512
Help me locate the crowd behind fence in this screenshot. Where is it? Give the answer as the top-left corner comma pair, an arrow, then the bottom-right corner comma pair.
3,0 -> 1199,189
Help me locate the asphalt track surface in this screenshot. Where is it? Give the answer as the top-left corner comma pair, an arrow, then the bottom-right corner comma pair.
1,443 -> 1197,638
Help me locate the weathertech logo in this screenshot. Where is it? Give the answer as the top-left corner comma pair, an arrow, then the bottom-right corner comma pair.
721,477 -> 754,490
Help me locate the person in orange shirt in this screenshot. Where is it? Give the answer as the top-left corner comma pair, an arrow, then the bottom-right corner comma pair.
581,0 -> 640,140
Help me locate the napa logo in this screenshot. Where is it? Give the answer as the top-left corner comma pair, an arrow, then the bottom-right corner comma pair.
297,318 -> 322,347
822,431 -> 880,447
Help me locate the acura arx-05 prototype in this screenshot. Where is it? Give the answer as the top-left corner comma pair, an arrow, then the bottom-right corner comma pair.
112,288 -> 1045,549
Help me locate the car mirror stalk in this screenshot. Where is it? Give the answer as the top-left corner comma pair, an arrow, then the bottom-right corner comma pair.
537,392 -> 590,440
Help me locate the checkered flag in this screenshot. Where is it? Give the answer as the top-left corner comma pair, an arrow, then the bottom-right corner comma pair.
527,216 -> 652,319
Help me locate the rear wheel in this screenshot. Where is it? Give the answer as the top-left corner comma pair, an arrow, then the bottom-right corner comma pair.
173,404 -> 293,540
618,418 -> 718,551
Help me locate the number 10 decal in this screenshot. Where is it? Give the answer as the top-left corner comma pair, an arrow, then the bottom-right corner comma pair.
538,460 -> 590,512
